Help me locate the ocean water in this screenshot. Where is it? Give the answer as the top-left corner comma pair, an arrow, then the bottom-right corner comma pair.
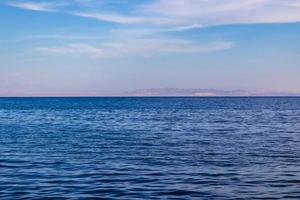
0,97 -> 299,199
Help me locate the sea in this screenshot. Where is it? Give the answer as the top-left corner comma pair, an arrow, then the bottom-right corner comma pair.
0,97 -> 299,199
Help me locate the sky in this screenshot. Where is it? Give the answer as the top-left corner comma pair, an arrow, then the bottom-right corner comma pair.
0,0 -> 300,96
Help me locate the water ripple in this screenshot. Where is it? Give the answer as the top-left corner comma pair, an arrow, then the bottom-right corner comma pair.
0,97 -> 300,199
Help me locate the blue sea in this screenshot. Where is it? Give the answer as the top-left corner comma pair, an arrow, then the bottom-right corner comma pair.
0,97 -> 299,199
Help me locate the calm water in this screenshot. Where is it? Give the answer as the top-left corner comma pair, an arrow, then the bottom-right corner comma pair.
0,97 -> 300,199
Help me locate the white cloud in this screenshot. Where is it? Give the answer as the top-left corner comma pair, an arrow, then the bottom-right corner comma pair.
34,39 -> 234,59
7,1 -> 59,11
25,34 -> 100,40
166,24 -> 204,32
68,0 -> 300,33
73,12 -> 182,25
7,0 -> 299,59
7,0 -> 300,28
73,12 -> 147,24
35,44 -> 104,58
103,39 -> 233,56
108,24 -> 204,38
143,0 -> 268,17
143,0 -> 300,26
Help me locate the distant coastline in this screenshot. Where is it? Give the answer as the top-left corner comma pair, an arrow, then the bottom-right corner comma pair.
1,88 -> 300,98
122,88 -> 300,97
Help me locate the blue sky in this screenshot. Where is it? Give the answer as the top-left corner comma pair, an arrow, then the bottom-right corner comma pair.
0,0 -> 300,96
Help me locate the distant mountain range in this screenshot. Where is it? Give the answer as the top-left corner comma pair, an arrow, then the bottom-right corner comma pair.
122,88 -> 300,97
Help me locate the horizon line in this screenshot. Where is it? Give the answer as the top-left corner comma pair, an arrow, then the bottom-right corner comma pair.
1,95 -> 300,98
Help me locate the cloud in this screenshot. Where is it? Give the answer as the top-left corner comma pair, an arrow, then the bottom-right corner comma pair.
166,24 -> 204,32
68,0 -> 300,36
143,0 -> 300,26
73,12 -> 182,25
6,1 -> 70,12
103,39 -> 234,56
69,0 -> 300,26
25,34 -> 100,40
34,39 -> 234,59
6,0 -> 300,26
73,12 -> 147,24
108,23 -> 205,38
6,0 -> 298,60
6,1 -> 59,11
35,44 -> 104,58
6,0 -> 300,28
143,0 -> 268,17
64,0 -> 300,27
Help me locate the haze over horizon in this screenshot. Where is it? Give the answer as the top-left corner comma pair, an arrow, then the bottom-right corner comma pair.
1,0 -> 300,96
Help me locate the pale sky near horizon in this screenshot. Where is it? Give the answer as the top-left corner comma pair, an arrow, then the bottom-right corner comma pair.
0,0 -> 300,96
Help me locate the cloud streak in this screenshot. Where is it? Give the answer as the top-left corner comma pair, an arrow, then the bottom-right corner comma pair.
35,44 -> 104,58
73,12 -> 148,24
6,1 -> 61,11
143,0 -> 300,26
6,0 -> 300,27
70,0 -> 300,27
73,12 -> 182,25
34,39 -> 234,59
5,0 -> 299,59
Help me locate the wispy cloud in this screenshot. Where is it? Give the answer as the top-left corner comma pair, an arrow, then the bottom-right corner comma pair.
108,24 -> 204,38
34,39 -> 234,59
0,34 -> 101,45
35,44 -> 104,58
73,12 -> 147,24
25,34 -> 100,40
67,0 -> 300,27
103,39 -> 234,56
73,12 -> 182,25
143,0 -> 300,26
5,0 -> 298,59
6,0 -> 300,28
6,1 -> 70,12
7,1 -> 57,11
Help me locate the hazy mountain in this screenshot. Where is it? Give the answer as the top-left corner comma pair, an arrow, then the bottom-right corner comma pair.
122,88 -> 300,97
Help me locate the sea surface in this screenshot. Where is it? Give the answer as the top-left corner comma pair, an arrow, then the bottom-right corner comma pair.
0,97 -> 299,199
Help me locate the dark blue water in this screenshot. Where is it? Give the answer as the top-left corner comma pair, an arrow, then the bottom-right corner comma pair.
0,97 -> 300,199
